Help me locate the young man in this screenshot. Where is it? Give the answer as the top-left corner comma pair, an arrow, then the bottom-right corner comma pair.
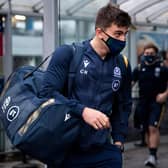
132,43 -> 168,167
40,3 -> 132,168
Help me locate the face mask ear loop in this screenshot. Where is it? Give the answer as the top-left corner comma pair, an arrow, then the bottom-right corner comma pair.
100,29 -> 110,45
101,38 -> 106,43
101,29 -> 110,38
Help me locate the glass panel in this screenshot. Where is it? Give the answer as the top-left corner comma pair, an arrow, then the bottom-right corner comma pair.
59,20 -> 76,44
12,15 -> 43,68
60,0 -> 109,18
0,0 -> 167,26
136,1 -> 168,23
120,0 -> 149,12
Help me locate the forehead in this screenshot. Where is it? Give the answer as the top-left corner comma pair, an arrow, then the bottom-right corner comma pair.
144,48 -> 156,53
105,23 -> 129,33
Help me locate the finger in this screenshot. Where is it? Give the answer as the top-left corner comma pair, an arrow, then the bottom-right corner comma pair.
106,118 -> 110,128
95,120 -> 104,129
92,123 -> 99,130
97,117 -> 107,128
100,115 -> 110,128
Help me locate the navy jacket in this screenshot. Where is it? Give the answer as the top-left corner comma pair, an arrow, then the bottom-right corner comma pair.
40,40 -> 132,148
132,61 -> 168,99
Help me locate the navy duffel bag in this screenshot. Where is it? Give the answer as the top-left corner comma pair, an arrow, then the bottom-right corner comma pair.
0,43 -> 84,166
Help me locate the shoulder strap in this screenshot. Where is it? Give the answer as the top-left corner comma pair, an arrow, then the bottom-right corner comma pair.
68,42 -> 85,96
137,63 -> 141,71
69,42 -> 85,74
122,55 -> 128,68
24,54 -> 52,80
116,54 -> 128,75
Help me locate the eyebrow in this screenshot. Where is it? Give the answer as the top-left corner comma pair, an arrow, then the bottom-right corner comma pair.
144,52 -> 155,55
114,30 -> 129,34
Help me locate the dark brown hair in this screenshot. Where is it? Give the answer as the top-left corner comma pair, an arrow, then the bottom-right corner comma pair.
144,43 -> 159,54
95,3 -> 131,29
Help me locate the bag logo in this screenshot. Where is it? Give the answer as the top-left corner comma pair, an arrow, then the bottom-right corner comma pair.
112,80 -> 120,91
7,106 -> 20,122
1,96 -> 11,113
64,113 -> 71,122
113,67 -> 121,78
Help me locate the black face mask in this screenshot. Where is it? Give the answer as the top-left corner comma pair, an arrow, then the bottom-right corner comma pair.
101,30 -> 126,56
144,55 -> 159,64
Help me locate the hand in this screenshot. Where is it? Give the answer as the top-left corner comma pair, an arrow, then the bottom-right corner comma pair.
114,141 -> 122,146
114,141 -> 124,152
156,92 -> 167,104
82,107 -> 110,130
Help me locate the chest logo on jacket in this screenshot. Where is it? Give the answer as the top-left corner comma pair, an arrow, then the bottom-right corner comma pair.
83,59 -> 90,68
114,66 -> 121,78
154,67 -> 160,77
112,80 -> 120,91
142,68 -> 146,72
80,59 -> 90,75
112,66 -> 121,91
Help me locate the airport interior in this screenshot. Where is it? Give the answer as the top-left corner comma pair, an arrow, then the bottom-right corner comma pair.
0,0 -> 168,168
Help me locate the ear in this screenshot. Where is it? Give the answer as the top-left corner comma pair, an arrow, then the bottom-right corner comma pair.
95,27 -> 104,38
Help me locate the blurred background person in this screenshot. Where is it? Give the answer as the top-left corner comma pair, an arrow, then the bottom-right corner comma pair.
132,43 -> 168,167
163,51 -> 168,67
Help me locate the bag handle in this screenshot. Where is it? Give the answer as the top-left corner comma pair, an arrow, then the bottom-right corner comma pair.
23,54 -> 52,80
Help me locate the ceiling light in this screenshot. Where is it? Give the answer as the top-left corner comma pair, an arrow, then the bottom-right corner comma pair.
14,15 -> 26,21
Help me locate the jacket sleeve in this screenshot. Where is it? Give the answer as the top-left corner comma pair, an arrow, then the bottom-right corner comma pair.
39,45 -> 85,117
111,62 -> 132,143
